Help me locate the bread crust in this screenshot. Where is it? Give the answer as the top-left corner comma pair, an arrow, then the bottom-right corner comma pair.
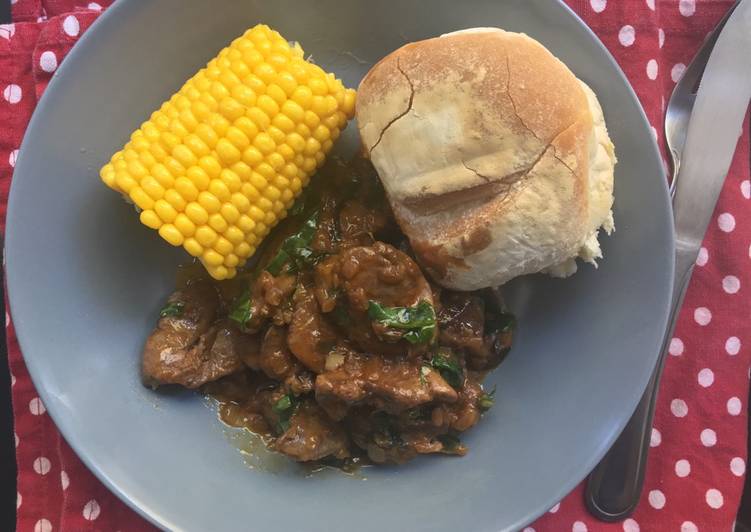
356,28 -> 615,289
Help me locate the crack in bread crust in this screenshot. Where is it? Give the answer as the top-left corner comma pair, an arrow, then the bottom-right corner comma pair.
505,54 -> 578,176
368,58 -> 416,154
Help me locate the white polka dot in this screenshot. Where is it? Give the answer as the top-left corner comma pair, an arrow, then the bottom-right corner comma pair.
679,0 -> 696,16
694,307 -> 712,326
706,488 -> 723,509
83,499 -> 101,521
669,337 -> 684,356
696,247 -> 708,266
3,84 -> 22,104
726,336 -> 741,355
61,470 -> 69,490
29,397 -> 46,415
671,63 -> 686,83
648,489 -> 666,509
646,0 -> 655,9
675,459 -> 691,477
88,2 -> 103,10
572,522 -> 588,532
671,399 -> 688,417
549,502 -> 560,513
8,149 -> 18,168
5,311 -> 9,327
16,491 -> 21,509
623,518 -> 640,532
590,0 -> 607,13
39,51 -> 57,73
646,59 -> 658,80
698,368 -> 714,387
741,180 -> 751,200
658,28 -> 665,48
63,15 -> 80,37
14,432 -> 18,447
727,397 -> 742,416
700,428 -> 717,447
33,456 -> 51,475
650,126 -> 658,141
523,528 -> 536,532
731,457 -> 746,476
618,25 -> 636,46
718,212 -> 735,232
723,275 -> 741,294
650,427 -> 661,447
681,522 -> 698,532
34,519 -> 52,532
0,23 -> 15,40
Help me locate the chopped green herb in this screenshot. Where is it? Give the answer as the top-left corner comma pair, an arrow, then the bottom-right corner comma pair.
265,249 -> 292,276
487,312 -> 516,335
437,433 -> 462,454
159,301 -> 185,318
367,300 -> 436,345
272,393 -> 298,434
478,388 -> 496,412
406,405 -> 431,421
288,190 -> 309,216
265,211 -> 320,275
228,288 -> 253,328
372,412 -> 403,448
430,348 -> 464,389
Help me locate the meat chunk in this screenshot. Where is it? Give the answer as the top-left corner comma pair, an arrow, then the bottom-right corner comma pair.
347,409 -> 464,464
428,376 -> 484,432
311,194 -> 339,255
274,400 -> 351,462
142,283 -> 252,388
286,283 -> 339,373
338,199 -> 389,248
339,242 -> 433,311
438,291 -> 514,371
240,272 -> 296,333
143,307 -> 252,389
334,243 -> 436,353
313,255 -> 341,313
315,352 -> 458,420
242,325 -> 302,382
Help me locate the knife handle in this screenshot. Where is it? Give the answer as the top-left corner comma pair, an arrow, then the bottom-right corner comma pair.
585,259 -> 694,520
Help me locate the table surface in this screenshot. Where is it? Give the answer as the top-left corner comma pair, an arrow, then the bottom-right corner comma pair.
0,1 -> 749,530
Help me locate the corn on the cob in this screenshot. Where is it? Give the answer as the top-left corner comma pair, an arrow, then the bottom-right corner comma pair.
100,24 -> 356,280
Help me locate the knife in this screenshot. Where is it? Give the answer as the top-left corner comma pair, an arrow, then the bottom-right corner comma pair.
585,0 -> 751,521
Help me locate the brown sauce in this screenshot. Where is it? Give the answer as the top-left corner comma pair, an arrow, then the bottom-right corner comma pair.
143,156 -> 515,471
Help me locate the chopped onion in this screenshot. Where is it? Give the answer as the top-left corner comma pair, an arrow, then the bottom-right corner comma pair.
325,352 -> 345,371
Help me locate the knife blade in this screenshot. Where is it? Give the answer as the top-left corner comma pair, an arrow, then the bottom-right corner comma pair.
585,0 -> 751,521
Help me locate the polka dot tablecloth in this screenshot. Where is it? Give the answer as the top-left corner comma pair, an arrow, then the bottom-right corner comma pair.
2,0 -> 749,531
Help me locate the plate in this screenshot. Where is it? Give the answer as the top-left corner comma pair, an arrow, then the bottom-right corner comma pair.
5,0 -> 674,530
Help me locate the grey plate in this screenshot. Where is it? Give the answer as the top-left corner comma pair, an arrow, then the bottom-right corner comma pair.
5,0 -> 674,530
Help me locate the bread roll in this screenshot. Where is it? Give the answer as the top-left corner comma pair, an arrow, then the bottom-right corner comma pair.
356,28 -> 616,290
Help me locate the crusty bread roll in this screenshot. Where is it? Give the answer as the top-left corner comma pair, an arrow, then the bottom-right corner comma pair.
356,28 -> 616,290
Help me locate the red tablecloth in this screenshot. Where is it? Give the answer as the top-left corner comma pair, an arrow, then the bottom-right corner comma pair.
3,0 -> 749,530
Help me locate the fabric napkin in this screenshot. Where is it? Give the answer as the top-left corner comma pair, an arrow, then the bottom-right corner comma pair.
2,0 -> 748,530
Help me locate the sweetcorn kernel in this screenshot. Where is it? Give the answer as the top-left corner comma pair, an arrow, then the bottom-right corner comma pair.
140,210 -> 161,229
159,224 -> 184,246
184,238 -> 203,257
203,249 -> 224,267
208,213 -> 229,233
174,214 -> 196,236
195,226 -> 218,247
